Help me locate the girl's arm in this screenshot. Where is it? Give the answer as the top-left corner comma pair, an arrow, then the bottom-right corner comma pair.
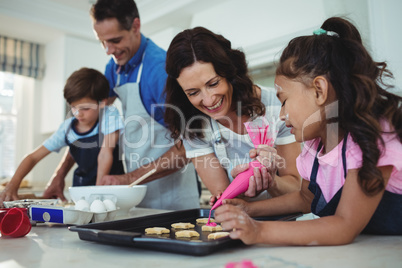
96,130 -> 120,185
0,145 -> 51,203
224,179 -> 313,218
216,166 -> 392,246
192,153 -> 231,197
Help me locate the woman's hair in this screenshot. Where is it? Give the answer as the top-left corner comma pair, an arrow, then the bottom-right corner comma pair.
64,67 -> 109,104
164,27 -> 264,140
90,0 -> 139,31
276,17 -> 402,195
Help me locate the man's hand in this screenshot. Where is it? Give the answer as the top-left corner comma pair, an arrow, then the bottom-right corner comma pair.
98,174 -> 131,185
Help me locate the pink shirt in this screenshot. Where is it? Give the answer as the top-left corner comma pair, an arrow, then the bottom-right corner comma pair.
297,122 -> 402,202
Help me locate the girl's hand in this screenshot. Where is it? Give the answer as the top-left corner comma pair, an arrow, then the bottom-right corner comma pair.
214,204 -> 261,245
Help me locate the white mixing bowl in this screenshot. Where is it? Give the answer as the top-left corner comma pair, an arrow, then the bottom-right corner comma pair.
69,185 -> 147,216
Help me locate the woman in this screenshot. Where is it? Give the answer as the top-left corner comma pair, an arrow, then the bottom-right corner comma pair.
164,27 -> 301,201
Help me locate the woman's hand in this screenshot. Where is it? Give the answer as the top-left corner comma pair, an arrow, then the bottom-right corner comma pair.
251,145 -> 282,190
231,145 -> 281,198
209,192 -> 223,207
214,204 -> 262,245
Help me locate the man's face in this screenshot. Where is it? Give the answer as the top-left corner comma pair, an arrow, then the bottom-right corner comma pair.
93,17 -> 141,66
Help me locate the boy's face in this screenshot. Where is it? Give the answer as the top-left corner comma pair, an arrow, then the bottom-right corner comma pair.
70,97 -> 100,127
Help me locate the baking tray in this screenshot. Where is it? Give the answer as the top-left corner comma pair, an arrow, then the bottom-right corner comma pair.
69,208 -> 302,256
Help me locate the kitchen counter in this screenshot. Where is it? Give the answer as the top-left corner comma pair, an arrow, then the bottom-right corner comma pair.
1,208 -> 401,268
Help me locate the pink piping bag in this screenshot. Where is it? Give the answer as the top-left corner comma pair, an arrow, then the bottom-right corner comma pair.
210,119 -> 276,212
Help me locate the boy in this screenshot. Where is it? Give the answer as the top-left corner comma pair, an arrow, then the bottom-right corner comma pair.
0,68 -> 124,204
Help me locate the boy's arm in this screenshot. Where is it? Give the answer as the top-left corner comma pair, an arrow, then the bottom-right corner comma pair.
96,130 -> 120,185
42,148 -> 75,201
0,145 -> 51,204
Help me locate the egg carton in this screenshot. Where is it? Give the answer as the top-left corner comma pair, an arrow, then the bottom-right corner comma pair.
29,205 -> 118,225
73,195 -> 119,220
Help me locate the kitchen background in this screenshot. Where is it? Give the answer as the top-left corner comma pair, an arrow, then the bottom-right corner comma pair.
0,0 -> 401,192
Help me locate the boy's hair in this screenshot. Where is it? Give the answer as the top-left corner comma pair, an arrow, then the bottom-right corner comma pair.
63,67 -> 109,104
90,0 -> 139,31
277,17 -> 402,195
164,26 -> 264,141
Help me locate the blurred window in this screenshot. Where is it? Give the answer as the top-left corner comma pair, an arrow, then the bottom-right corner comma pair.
0,71 -> 16,179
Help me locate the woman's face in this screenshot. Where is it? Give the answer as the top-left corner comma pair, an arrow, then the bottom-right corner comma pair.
177,61 -> 233,121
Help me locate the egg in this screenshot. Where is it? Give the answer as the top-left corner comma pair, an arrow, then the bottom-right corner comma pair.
103,199 -> 116,211
89,199 -> 107,213
74,199 -> 90,211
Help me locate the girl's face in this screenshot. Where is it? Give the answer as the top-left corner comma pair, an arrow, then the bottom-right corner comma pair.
275,75 -> 322,142
70,97 -> 100,127
177,61 -> 233,121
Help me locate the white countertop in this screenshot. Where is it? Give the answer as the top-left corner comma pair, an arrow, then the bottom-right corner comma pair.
1,208 -> 401,268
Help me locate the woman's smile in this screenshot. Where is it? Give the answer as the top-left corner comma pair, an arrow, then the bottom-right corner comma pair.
205,96 -> 224,111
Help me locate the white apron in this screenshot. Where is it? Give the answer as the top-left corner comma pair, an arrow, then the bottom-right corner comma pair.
114,59 -> 199,210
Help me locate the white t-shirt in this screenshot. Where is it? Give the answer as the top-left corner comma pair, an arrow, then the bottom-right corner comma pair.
183,86 -> 295,181
43,106 -> 124,153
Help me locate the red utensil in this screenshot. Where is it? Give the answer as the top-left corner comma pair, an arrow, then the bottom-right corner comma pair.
0,207 -> 31,238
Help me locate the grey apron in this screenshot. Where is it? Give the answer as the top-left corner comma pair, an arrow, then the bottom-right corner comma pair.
113,57 -> 199,210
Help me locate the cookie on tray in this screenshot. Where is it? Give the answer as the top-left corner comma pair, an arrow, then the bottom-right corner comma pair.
202,224 -> 223,232
196,218 -> 216,224
208,232 -> 230,240
145,227 -> 170,235
171,222 -> 195,229
175,230 -> 200,238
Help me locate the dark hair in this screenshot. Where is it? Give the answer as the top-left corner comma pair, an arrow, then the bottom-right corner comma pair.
64,67 -> 109,104
276,17 -> 402,195
90,0 -> 139,30
164,27 -> 264,140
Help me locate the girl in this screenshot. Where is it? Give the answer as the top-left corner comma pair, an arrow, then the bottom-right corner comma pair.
164,27 -> 301,202
215,17 -> 402,245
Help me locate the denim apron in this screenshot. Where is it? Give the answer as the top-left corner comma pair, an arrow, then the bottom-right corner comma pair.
66,109 -> 124,186
308,135 -> 402,235
113,53 -> 199,210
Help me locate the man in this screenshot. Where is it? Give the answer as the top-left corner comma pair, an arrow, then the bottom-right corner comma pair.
43,0 -> 199,210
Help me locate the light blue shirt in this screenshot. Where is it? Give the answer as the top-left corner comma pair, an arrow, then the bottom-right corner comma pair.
43,106 -> 124,152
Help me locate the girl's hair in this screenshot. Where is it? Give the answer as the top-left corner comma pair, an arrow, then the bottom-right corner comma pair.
276,17 -> 402,195
164,27 -> 264,140
90,0 -> 139,31
64,67 -> 109,104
